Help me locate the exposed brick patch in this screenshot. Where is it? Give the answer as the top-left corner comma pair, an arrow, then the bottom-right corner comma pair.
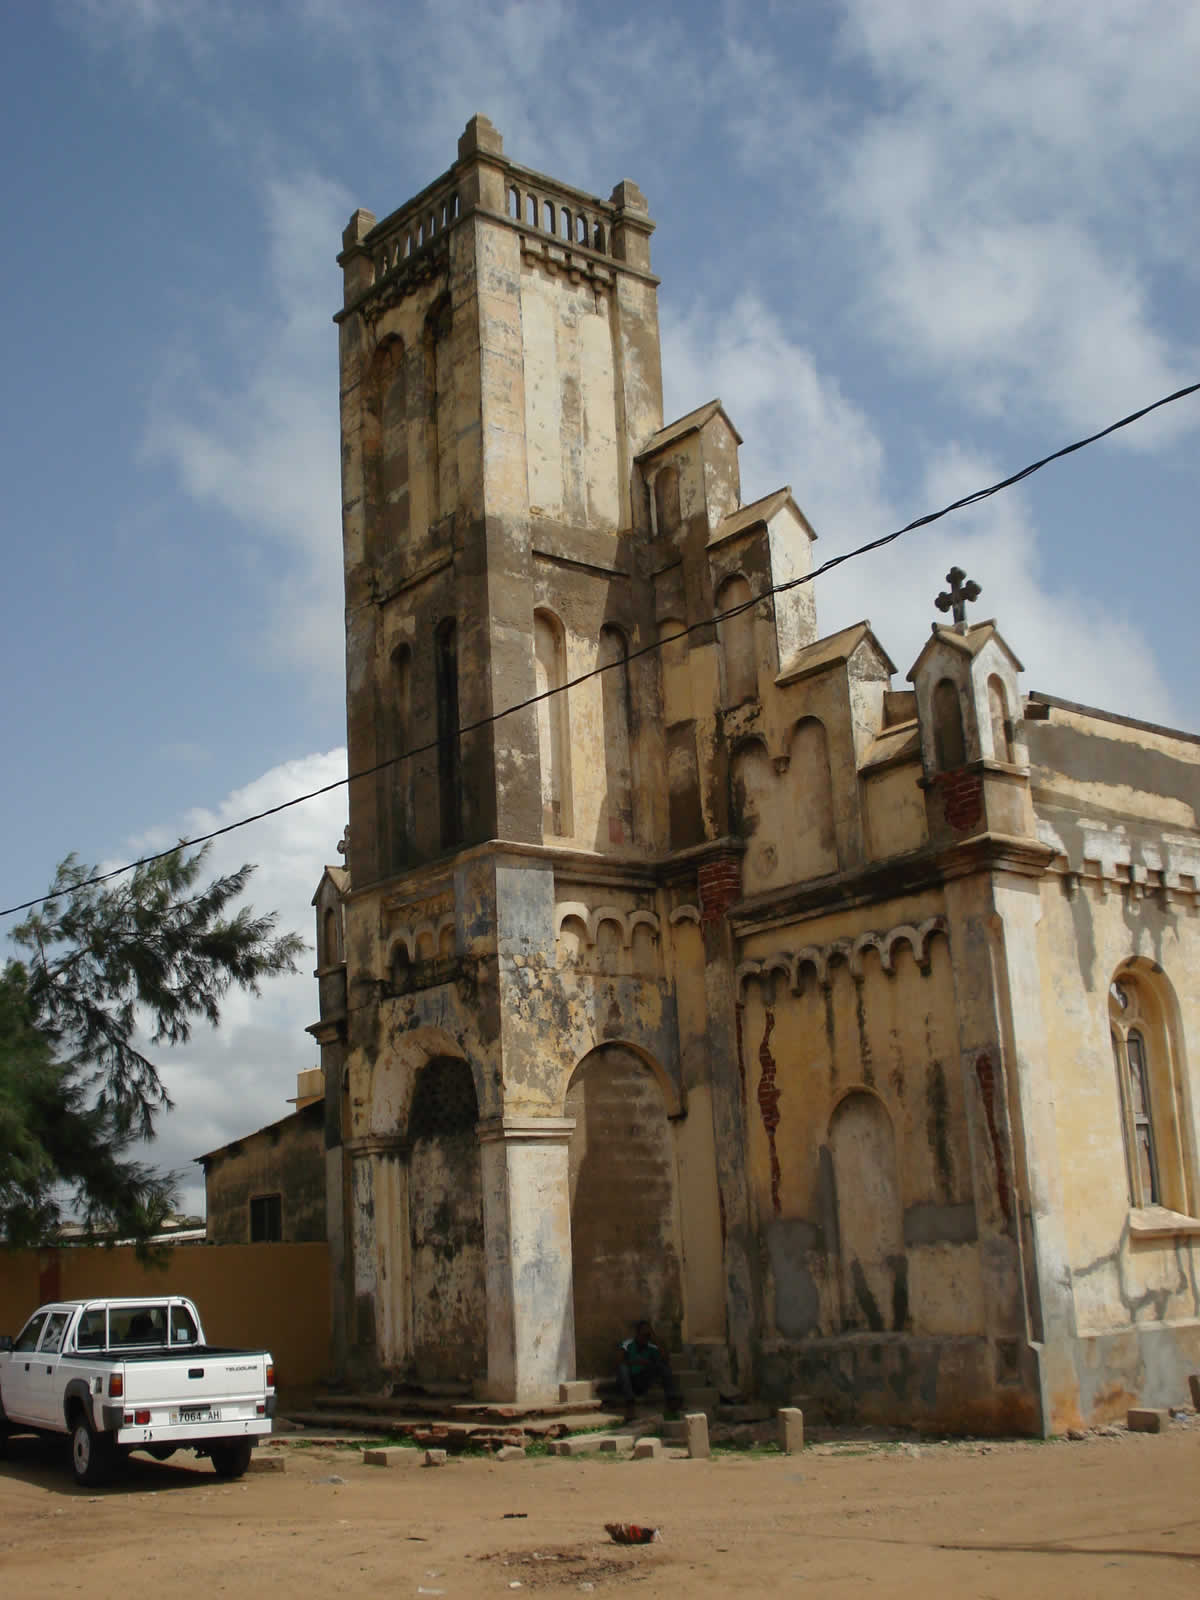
938,769 -> 984,832
757,1008 -> 783,1215
975,1052 -> 1012,1226
698,854 -> 743,924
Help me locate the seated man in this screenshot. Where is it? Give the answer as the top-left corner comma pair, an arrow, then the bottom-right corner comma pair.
617,1320 -> 682,1421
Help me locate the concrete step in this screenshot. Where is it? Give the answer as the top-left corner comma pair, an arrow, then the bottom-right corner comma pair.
661,1418 -> 688,1443
680,1387 -> 720,1416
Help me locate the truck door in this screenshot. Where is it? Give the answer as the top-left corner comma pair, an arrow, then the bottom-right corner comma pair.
2,1311 -> 48,1424
28,1310 -> 72,1428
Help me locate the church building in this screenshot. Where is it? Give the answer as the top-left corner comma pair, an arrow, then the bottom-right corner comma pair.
308,117 -> 1200,1434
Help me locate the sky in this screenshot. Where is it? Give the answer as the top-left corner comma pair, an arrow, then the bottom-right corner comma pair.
1,0 -> 1198,1216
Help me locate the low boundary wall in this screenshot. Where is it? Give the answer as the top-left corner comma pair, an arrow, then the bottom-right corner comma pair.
0,1241 -> 330,1389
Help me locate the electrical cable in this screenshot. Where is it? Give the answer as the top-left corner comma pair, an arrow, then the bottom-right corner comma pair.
2,378 -> 1197,921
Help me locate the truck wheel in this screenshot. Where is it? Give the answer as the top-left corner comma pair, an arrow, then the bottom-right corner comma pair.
70,1415 -> 115,1487
210,1439 -> 253,1480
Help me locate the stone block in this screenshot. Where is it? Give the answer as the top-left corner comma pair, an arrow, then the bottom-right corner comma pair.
661,1419 -> 688,1443
598,1435 -> 635,1453
633,1438 -> 662,1460
247,1454 -> 286,1473
1188,1374 -> 1200,1411
552,1434 -> 616,1456
1127,1408 -> 1169,1433
685,1412 -> 710,1460
423,1448 -> 448,1466
495,1445 -> 526,1461
558,1380 -> 595,1405
777,1407 -> 804,1455
363,1446 -> 417,1467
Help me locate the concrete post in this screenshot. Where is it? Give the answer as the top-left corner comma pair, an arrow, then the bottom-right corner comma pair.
685,1412 -> 710,1459
778,1406 -> 804,1454
477,1116 -> 576,1404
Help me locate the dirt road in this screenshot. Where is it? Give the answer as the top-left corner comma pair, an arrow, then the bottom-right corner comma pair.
1,1428 -> 1197,1597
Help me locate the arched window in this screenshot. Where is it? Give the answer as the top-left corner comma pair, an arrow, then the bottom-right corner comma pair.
534,608 -> 573,837
1110,979 -> 1161,1205
599,625 -> 634,846
717,575 -> 756,706
1108,967 -> 1194,1214
435,618 -> 461,849
932,678 -> 966,770
988,675 -> 1012,762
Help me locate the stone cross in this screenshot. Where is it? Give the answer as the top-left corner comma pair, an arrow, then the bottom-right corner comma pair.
935,566 -> 981,629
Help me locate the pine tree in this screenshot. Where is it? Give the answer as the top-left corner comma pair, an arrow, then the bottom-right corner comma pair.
1,845 -> 304,1245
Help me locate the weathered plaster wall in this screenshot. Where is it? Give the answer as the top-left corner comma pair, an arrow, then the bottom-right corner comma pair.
203,1104 -> 326,1246
1022,700 -> 1200,1424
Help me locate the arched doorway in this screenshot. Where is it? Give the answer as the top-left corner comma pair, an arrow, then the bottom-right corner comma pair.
407,1055 -> 486,1381
565,1045 -> 684,1374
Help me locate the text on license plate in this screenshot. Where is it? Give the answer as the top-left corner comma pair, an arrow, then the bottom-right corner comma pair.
174,1407 -> 221,1424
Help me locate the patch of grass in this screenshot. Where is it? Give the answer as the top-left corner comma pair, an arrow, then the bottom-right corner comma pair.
711,1440 -> 783,1458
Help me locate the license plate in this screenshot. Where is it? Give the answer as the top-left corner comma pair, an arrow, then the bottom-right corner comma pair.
176,1406 -> 220,1424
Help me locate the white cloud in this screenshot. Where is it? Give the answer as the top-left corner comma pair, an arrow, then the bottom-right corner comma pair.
127,749 -> 347,1214
824,0 -> 1200,445
664,294 -> 1176,724
142,172 -> 350,690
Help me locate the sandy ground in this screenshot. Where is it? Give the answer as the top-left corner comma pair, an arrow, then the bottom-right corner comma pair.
1,1427 -> 1198,1598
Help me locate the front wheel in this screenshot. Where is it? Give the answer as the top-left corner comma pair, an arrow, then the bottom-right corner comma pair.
71,1416 -> 115,1487
209,1439 -> 253,1479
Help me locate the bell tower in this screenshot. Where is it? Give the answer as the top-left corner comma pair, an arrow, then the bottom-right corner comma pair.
335,113 -> 663,889
328,116 -> 667,1401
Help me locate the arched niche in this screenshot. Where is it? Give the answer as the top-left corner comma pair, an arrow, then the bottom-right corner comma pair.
788,717 -> 838,880
598,624 -> 635,846
435,618 -> 461,848
322,905 -> 341,967
828,1090 -> 905,1333
424,295 -> 454,526
534,608 -> 573,838
717,574 -> 757,707
384,643 -> 412,870
731,738 -> 780,895
932,678 -> 967,771
565,1044 -> 684,1373
987,675 -> 1012,763
378,338 -> 410,544
407,1056 -> 485,1381
654,462 -> 681,536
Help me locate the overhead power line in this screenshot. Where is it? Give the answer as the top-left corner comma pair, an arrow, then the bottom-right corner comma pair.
2,379 -> 1197,922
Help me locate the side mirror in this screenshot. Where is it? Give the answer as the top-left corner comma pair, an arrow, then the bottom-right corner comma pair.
0,1335 -> 13,1353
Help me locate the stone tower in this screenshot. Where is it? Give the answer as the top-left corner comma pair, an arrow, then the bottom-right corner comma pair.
320,116 -> 708,1402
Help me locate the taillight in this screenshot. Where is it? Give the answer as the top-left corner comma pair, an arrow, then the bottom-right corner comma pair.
108,1373 -> 123,1398
266,1364 -> 275,1389
134,1410 -> 151,1426
256,1403 -> 266,1416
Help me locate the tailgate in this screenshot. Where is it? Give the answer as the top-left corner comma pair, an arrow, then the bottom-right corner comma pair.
124,1352 -> 267,1411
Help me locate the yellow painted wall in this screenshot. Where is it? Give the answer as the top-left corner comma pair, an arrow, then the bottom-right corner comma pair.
0,1242 -> 330,1390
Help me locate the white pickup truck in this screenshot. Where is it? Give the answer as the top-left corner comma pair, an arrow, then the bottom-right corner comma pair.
0,1296 -> 275,1486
